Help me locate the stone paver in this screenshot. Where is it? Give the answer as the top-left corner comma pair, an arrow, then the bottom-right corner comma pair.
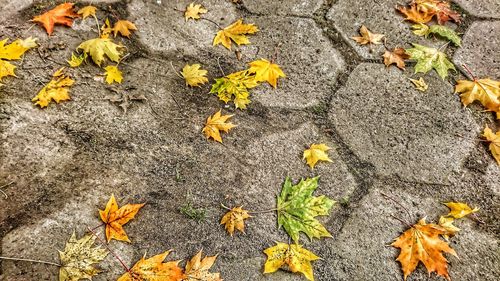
243,0 -> 323,17
328,63 -> 479,184
454,0 -> 500,19
454,21 -> 500,78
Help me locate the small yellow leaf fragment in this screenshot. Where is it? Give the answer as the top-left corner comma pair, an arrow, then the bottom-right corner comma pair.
101,18 -> 113,39
185,3 -> 208,21
303,143 -> 333,169
248,58 -> 286,88
220,206 -> 251,236
263,242 -> 320,281
32,68 -> 74,108
202,110 -> 236,143
0,60 -> 17,82
104,65 -> 123,84
213,19 -> 258,50
98,194 -> 145,242
113,20 -> 137,38
352,25 -> 384,45
181,64 -> 208,87
117,250 -> 185,281
483,125 -> 500,165
77,5 -> 97,20
17,37 -> 38,49
184,250 -> 222,281
410,77 -> 428,92
67,52 -> 87,67
443,202 -> 479,219
438,216 -> 460,240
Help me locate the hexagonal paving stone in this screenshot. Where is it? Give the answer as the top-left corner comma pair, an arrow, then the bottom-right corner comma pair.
454,0 -> 500,19
454,21 -> 500,78
243,0 -> 323,17
328,63 -> 479,184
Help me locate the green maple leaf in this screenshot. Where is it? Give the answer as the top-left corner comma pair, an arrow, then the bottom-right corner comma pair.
210,70 -> 258,109
405,43 -> 456,80
59,232 -> 108,281
277,176 -> 335,244
412,24 -> 461,46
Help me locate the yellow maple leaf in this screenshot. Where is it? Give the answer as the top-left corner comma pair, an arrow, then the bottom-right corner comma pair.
185,3 -> 208,21
455,78 -> 500,118
104,65 -> 123,84
220,206 -> 251,236
202,110 -> 236,143
113,20 -> 137,38
0,60 -> 16,83
184,250 -> 222,281
32,68 -> 74,108
352,25 -> 384,45
248,58 -> 285,88
410,77 -> 428,92
181,64 -> 208,87
117,250 -> 185,281
443,202 -> 479,219
101,18 -> 113,39
438,216 -> 460,240
67,52 -> 87,67
77,37 -> 123,66
392,218 -> 458,281
77,5 -> 97,20
98,194 -> 145,242
263,242 -> 320,281
483,125 -> 500,165
213,19 -> 258,50
303,143 -> 333,169
0,38 -> 37,60
210,70 -> 258,109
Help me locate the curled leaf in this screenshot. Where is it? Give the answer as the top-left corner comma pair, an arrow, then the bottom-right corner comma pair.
32,68 -> 74,108
352,25 -> 384,45
184,250 -> 222,281
220,206 -> 251,236
383,48 -> 410,70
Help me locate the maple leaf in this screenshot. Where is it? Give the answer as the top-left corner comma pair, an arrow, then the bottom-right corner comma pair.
397,4 -> 434,24
58,232 -> 108,281
438,216 -> 460,240
248,59 -> 286,88
277,177 -> 335,244
77,5 -> 97,20
414,0 -> 461,25
263,242 -> 320,281
410,77 -> 429,92
98,194 -> 145,242
101,18 -> 113,39
455,78 -> 500,117
220,206 -> 251,236
213,19 -> 258,50
113,20 -> 138,38
0,60 -> 16,84
210,70 -> 258,109
392,218 -> 458,281
0,38 -> 37,60
483,125 -> 500,165
412,24 -> 461,46
181,64 -> 208,87
32,68 -> 74,108
351,25 -> 384,45
303,143 -> 333,169
67,52 -> 87,68
32,3 -> 79,35
77,38 -> 123,66
383,48 -> 410,70
443,202 -> 479,219
184,250 -> 222,281
104,65 -> 123,84
202,110 -> 236,143
405,43 -> 455,79
185,3 -> 208,21
117,250 -> 185,281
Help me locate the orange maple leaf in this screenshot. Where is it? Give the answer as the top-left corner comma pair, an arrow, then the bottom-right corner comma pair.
32,3 -> 79,35
117,250 -> 185,281
98,194 -> 145,242
396,4 -> 434,24
392,218 -> 458,281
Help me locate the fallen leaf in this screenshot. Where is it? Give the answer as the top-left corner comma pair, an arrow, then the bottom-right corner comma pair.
483,125 -> 500,165
98,194 -> 145,242
220,206 -> 251,236
383,48 -> 410,70
106,90 -> 146,113
17,37 -> 38,49
438,216 -> 460,240
181,64 -> 208,87
113,20 -> 137,38
392,218 -> 458,281
443,202 -> 479,219
77,37 -> 123,66
352,25 -> 384,45
397,4 -> 434,24
248,58 -> 286,88
77,5 -> 97,20
303,143 -> 333,169
277,177 -> 335,243
0,60 -> 16,84
0,38 -> 37,60
58,232 -> 108,281
32,68 -> 74,108
414,0 -> 461,25
101,18 -> 113,39
104,65 -> 123,84
263,242 -> 320,281
32,3 -> 79,35
405,43 -> 455,79
184,250 -> 222,281
202,110 -> 236,143
412,24 -> 461,46
410,77 -> 429,92
67,52 -> 87,67
117,250 -> 185,281
185,3 -> 208,21
213,19 -> 258,50
455,78 -> 500,117
210,70 -> 258,109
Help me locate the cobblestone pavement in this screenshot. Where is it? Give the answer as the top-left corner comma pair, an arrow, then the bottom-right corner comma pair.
1,1 -> 499,280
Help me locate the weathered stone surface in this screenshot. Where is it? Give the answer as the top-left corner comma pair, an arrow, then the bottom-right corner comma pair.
327,0 -> 449,59
454,21 -> 500,78
328,63 -> 479,184
454,0 -> 500,19
0,0 -> 32,19
244,0 -> 323,17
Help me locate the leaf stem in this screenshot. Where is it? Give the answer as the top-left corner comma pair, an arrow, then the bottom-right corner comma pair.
380,192 -> 413,223
461,64 -> 477,81
93,15 -> 101,37
0,256 -> 61,267
220,203 -> 280,214
169,61 -> 183,79
86,227 -> 130,274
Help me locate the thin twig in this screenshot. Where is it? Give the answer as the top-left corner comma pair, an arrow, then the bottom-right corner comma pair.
216,57 -> 225,76
200,18 -> 222,29
390,214 -> 413,229
380,192 -> 413,222
220,203 -> 279,214
169,61 -> 183,78
461,64 -> 476,81
0,256 -> 61,267
0,181 -> 14,199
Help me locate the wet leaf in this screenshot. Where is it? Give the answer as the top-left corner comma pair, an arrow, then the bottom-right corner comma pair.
185,3 -> 208,21
181,64 -> 208,87
263,242 -> 320,281
213,19 -> 258,50
303,143 -> 333,169
32,68 -> 74,108
184,250 -> 222,281
220,206 -> 251,236
352,25 -> 384,45
405,43 -> 455,79
248,58 -> 285,88
32,3 -> 79,35
117,250 -> 185,281
202,110 -> 236,143
99,194 -> 145,242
